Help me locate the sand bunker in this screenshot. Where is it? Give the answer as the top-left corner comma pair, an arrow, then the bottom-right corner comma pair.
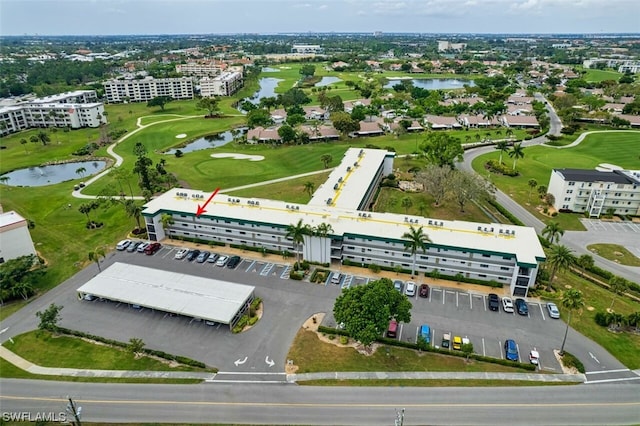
210,153 -> 265,161
175,133 -> 187,139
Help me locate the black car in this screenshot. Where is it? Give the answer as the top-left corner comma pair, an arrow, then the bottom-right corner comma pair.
419,284 -> 430,298
515,298 -> 529,316
226,255 -> 241,269
186,249 -> 200,261
488,293 -> 500,311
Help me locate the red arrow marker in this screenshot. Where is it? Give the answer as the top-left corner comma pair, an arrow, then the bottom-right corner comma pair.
196,187 -> 220,217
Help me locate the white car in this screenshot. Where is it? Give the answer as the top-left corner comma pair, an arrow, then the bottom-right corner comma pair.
502,297 -> 514,313
546,302 -> 560,319
529,349 -> 540,365
216,255 -> 228,266
137,242 -> 150,253
116,239 -> 132,251
174,248 -> 189,260
405,281 -> 416,297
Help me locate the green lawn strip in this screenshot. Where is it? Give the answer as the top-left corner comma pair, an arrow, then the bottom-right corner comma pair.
587,244 -> 640,267
298,379 -> 579,387
472,131 -> 640,231
287,329 -> 531,374
4,330 -> 206,372
0,301 -> 29,321
0,358 -> 200,384
227,171 -> 331,203
539,270 -> 640,369
578,67 -> 623,83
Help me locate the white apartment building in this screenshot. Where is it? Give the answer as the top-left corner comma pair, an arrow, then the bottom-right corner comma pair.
200,72 -> 243,97
0,90 -> 106,137
176,62 -> 224,77
103,77 -> 194,103
143,149 -> 545,297
548,168 -> 640,217
0,211 -> 37,263
437,41 -> 467,52
291,44 -> 323,54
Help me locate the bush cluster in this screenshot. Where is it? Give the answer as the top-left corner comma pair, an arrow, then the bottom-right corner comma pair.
289,271 -> 304,280
561,351 -> 585,373
72,142 -> 99,156
486,159 -> 519,177
310,268 -> 330,283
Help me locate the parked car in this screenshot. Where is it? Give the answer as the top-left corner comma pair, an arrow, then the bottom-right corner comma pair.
144,242 -> 161,255
393,280 -> 404,293
227,255 -> 241,269
405,281 -> 416,297
206,253 -> 219,263
488,293 -> 500,311
504,339 -> 519,361
174,248 -> 189,260
196,251 -> 210,263
386,319 -> 398,338
83,294 -> 97,301
116,239 -> 132,251
529,349 -> 540,365
419,324 -> 431,345
515,298 -> 529,316
331,273 -> 342,285
216,255 -> 228,266
186,249 -> 201,261
441,332 -> 451,349
126,241 -> 142,252
419,284 -> 430,298
453,335 -> 462,350
137,242 -> 150,253
546,302 -> 560,319
502,297 -> 514,313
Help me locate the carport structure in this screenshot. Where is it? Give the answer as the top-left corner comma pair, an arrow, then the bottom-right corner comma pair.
76,262 -> 255,329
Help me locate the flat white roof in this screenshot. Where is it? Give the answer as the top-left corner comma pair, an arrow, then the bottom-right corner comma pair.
76,262 -> 255,324
143,189 -> 545,267
309,148 -> 391,210
0,211 -> 27,228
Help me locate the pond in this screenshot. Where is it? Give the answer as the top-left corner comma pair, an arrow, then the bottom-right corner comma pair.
261,67 -> 280,72
0,160 -> 107,187
245,77 -> 283,105
384,78 -> 475,90
315,76 -> 342,87
165,128 -> 248,154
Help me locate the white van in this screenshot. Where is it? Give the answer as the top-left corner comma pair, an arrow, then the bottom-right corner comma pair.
331,273 -> 342,285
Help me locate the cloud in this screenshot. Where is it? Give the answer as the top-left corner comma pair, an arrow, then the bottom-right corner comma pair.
317,4 -> 327,10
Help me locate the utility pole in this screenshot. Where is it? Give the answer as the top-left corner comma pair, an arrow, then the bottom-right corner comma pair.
66,395 -> 82,426
394,408 -> 405,426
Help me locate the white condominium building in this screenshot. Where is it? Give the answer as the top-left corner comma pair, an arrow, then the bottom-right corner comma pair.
200,72 -> 244,97
548,168 -> 640,217
176,62 -> 224,78
291,44 -> 323,54
103,77 -> 194,103
0,211 -> 37,263
143,149 -> 545,297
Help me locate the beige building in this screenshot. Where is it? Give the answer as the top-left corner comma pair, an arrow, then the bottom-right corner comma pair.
200,72 -> 243,97
103,77 -> 194,103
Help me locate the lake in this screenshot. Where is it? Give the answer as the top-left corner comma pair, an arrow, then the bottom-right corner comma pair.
315,76 -> 342,87
0,160 -> 107,187
384,78 -> 475,90
165,128 -> 247,154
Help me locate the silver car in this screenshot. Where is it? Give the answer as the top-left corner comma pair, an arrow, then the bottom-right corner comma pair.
546,302 -> 560,319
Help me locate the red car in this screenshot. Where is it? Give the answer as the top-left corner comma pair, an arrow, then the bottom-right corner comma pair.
144,242 -> 162,255
419,284 -> 430,298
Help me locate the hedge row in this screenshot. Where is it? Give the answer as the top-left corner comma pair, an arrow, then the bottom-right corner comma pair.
486,159 -> 519,177
57,327 -> 209,369
561,351 -> 585,373
319,327 -> 535,371
487,199 -> 525,226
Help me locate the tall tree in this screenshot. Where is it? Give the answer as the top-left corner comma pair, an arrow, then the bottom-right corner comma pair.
320,154 -> 333,169
527,179 -> 538,202
608,277 -> 629,310
196,97 -> 220,117
546,244 -> 575,291
333,278 -> 412,346
508,142 -> 525,170
161,213 -> 174,239
303,181 -> 315,197
125,199 -> 143,230
36,130 -> 51,146
542,221 -> 564,244
416,165 -> 452,207
401,225 -> 431,277
560,289 -> 584,355
286,219 -> 309,265
36,303 -> 63,333
495,140 -> 509,164
299,64 -> 316,79
75,167 -> 86,178
401,196 -> 413,214
20,138 -> 28,153
421,132 -> 464,168
88,247 -> 105,272
146,96 -> 172,111
448,170 -> 494,213
330,111 -> 359,136
576,254 -> 594,278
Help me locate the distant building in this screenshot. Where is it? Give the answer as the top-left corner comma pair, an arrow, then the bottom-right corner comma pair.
103,77 -> 194,103
176,61 -> 225,78
0,211 -> 37,263
437,41 -> 467,52
0,90 -> 106,137
200,72 -> 243,97
548,168 -> 640,217
291,44 -> 323,54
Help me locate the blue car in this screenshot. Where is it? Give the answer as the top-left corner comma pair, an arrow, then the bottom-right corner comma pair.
504,339 -> 519,361
419,324 -> 431,345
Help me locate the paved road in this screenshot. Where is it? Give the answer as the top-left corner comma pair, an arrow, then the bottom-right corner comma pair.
1,379 -> 638,425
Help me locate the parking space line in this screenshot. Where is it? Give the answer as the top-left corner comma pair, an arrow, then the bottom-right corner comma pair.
398,323 -> 404,341
499,340 -> 503,359
245,260 -> 256,272
539,303 -> 546,321
260,263 -> 274,276
161,248 -> 173,259
469,294 -> 472,310
442,289 -> 445,305
280,265 -> 291,279
456,292 -> 458,308
482,338 -> 485,356
516,343 -> 520,362
483,295 -> 487,311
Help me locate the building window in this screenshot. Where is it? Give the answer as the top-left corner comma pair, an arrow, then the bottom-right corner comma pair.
566,190 -> 573,194
564,197 -> 571,201
480,264 -> 489,268
568,182 -> 575,186
482,254 -> 490,258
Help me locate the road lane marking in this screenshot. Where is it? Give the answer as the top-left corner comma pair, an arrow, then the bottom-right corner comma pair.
245,260 -> 256,272
585,377 -> 640,384
585,369 -> 630,375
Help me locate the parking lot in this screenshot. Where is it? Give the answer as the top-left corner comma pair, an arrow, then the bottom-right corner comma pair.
6,242 -> 626,377
580,218 -> 640,233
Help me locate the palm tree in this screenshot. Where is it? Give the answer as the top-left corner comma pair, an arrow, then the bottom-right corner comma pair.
401,196 -> 413,214
546,244 -> 575,291
401,225 -> 431,278
560,288 -> 584,355
303,181 -> 315,197
125,200 -> 143,230
315,222 -> 334,237
88,247 -> 106,272
20,138 -> 28,153
286,219 -> 309,266
608,277 -> 628,310
527,179 -> 537,202
576,254 -> 594,278
161,213 -> 174,239
320,154 -> 333,169
75,167 -> 87,178
537,185 -> 548,199
494,141 -> 509,164
505,128 -> 514,139
508,142 -> 525,170
110,166 -> 135,198
542,221 -> 564,244
36,130 -> 51,146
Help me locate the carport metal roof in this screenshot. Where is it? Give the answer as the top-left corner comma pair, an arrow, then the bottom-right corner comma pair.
76,262 -> 255,325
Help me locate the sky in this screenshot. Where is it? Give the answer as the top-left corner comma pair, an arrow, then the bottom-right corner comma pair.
1,0 -> 639,36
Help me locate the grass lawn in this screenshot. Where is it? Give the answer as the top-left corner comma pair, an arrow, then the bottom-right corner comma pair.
287,329 -> 532,374
586,244 -> 640,267
3,330 -> 208,371
472,131 -> 640,231
0,358 -> 200,384
227,171 -> 331,203
579,68 -> 623,83
538,271 -> 640,369
299,379 -> 578,387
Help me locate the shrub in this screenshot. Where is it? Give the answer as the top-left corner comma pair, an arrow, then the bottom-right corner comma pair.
488,199 -> 525,226
248,316 -> 258,326
594,311 -> 609,327
561,351 -> 585,373
174,149 -> 183,158
289,271 -> 304,280
368,264 -> 381,273
339,336 -> 348,345
250,297 -> 262,311
486,159 -> 519,177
